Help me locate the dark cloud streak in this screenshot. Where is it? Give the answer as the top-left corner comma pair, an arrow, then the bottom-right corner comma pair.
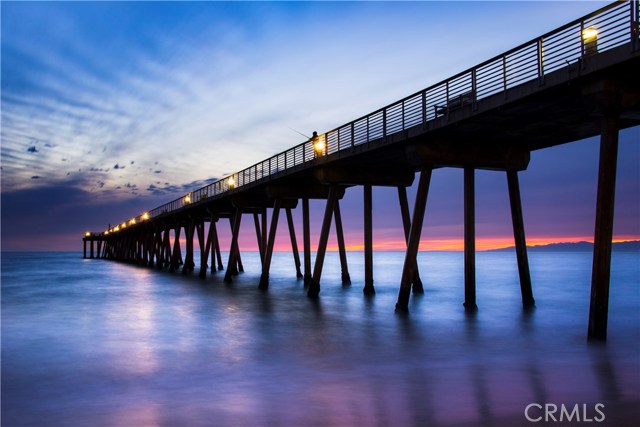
146,178 -> 217,196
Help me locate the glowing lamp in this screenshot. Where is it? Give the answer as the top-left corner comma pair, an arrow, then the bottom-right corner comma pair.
184,194 -> 192,204
130,218 -> 136,225
313,134 -> 326,157
582,26 -> 598,55
121,222 -> 127,229
105,231 -> 110,235
142,212 -> 150,221
228,176 -> 236,188
582,26 -> 598,41
85,232 -> 91,237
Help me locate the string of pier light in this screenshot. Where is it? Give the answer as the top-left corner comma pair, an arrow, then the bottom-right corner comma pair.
101,132 -> 328,236
96,18 -> 607,237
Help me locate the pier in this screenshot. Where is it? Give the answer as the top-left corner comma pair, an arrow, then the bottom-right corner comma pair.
84,0 -> 640,341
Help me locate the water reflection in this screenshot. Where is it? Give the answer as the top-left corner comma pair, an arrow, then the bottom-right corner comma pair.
110,402 -> 161,427
1,252 -> 638,426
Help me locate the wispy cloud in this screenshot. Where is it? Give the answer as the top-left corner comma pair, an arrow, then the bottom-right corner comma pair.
4,2 -> 608,203
146,178 -> 217,197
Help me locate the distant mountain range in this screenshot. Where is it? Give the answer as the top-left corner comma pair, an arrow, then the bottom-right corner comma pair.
489,240 -> 640,252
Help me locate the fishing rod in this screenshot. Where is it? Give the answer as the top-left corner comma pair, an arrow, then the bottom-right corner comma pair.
287,127 -> 312,140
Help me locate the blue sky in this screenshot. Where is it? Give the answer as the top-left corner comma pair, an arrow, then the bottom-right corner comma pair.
1,1 -> 638,251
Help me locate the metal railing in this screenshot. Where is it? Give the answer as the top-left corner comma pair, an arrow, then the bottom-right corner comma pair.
107,0 -> 638,233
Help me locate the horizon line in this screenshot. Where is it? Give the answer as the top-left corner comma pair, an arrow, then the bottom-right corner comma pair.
7,239 -> 639,254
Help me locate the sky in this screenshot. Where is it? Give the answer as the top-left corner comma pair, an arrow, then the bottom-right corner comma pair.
1,0 -> 638,252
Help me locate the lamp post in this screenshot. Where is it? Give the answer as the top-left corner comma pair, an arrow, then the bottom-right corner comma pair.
583,26 -> 598,56
312,132 -> 326,157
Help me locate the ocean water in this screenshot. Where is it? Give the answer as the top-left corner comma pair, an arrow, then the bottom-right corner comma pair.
1,251 -> 639,427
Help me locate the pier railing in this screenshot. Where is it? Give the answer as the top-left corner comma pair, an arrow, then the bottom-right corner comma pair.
107,0 -> 638,233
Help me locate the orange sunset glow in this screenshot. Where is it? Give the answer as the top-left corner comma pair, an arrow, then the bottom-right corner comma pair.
187,235 -> 639,253
309,236 -> 640,252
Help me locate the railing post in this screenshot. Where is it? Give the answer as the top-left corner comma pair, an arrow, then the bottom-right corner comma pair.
580,20 -> 585,65
471,69 -> 477,111
366,115 -> 370,143
421,90 -> 427,126
502,54 -> 508,96
351,122 -> 355,147
383,109 -> 387,137
632,0 -> 639,51
445,81 -> 450,116
537,37 -> 545,85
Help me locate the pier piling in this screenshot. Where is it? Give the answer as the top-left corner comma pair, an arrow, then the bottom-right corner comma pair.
254,213 -> 264,264
224,209 -> 243,283
363,184 -> 375,295
259,200 -> 282,290
464,167 -> 477,311
197,221 -> 207,278
398,186 -> 424,294
302,198 -> 312,286
308,186 -> 339,298
396,169 -> 432,312
333,200 -> 351,285
507,170 -> 535,308
286,207 -> 303,279
588,112 -> 620,341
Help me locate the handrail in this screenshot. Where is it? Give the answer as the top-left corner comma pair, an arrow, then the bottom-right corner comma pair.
105,0 -> 638,234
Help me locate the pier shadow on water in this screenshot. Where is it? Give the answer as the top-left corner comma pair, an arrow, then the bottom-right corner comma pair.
1,251 -> 639,426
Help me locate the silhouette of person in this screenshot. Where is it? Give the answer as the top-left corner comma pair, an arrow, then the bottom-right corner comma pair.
311,131 -> 323,158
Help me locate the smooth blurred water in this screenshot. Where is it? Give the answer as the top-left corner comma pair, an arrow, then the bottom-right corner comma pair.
2,251 -> 639,427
